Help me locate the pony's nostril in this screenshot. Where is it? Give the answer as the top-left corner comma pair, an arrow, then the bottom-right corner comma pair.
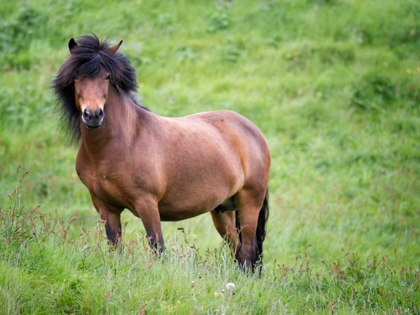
97,108 -> 104,119
83,109 -> 92,120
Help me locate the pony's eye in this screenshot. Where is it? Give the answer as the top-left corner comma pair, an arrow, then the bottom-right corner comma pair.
105,75 -> 110,81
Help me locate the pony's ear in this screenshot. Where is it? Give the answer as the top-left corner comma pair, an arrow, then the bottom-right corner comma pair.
68,38 -> 78,53
106,40 -> 123,55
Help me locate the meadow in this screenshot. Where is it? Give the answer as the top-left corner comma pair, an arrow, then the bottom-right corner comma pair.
0,0 -> 419,313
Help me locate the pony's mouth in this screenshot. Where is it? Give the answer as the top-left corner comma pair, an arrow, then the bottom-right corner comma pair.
82,117 -> 103,129
85,124 -> 101,129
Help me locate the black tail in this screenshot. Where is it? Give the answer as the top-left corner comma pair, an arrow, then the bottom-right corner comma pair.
256,190 -> 269,262
235,189 -> 269,265
235,209 -> 241,244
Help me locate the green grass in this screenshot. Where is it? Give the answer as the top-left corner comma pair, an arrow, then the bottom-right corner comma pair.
0,0 -> 419,313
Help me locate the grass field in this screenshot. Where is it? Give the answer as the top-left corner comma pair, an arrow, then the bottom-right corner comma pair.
0,0 -> 419,313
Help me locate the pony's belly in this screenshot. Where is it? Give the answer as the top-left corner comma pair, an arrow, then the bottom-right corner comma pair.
159,209 -> 207,221
158,196 -> 235,221
158,194 -> 228,221
157,201 -> 213,221
157,174 -> 242,221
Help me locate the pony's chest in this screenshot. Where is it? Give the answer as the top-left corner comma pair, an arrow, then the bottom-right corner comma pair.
94,174 -> 131,205
78,167 -> 132,207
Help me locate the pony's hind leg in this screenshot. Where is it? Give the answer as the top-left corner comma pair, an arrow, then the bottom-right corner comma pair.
235,187 -> 268,272
210,211 -> 238,254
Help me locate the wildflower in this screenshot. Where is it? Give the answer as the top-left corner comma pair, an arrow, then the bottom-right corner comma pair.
226,283 -> 235,290
214,292 -> 218,297
226,282 -> 235,295
407,68 -> 412,73
191,281 -> 195,288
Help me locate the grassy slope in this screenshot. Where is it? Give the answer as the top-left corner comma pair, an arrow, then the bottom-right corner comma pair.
0,0 -> 419,313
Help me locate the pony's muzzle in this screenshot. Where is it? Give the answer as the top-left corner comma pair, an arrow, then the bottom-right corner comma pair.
82,108 -> 104,129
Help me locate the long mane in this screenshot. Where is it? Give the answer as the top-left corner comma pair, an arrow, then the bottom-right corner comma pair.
52,34 -> 148,142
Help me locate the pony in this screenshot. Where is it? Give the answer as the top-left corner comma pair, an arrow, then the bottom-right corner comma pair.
53,35 -> 271,271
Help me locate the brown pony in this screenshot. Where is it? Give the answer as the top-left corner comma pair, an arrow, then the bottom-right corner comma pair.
53,35 -> 271,271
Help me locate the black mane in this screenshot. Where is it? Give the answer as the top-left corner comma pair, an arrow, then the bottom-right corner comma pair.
52,34 -> 149,142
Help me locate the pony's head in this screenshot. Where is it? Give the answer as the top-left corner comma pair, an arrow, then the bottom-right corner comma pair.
53,35 -> 138,138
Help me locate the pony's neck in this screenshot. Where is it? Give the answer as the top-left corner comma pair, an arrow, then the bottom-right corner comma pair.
79,86 -> 139,155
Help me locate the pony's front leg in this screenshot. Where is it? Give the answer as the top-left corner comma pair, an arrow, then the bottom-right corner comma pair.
135,196 -> 165,253
90,193 -> 123,246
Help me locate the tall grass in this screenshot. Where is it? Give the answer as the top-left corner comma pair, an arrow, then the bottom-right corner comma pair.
0,166 -> 419,313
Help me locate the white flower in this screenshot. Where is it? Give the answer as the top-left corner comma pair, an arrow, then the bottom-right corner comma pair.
226,283 -> 235,290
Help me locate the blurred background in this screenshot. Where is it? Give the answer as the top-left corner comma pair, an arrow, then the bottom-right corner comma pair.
0,0 -> 419,267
